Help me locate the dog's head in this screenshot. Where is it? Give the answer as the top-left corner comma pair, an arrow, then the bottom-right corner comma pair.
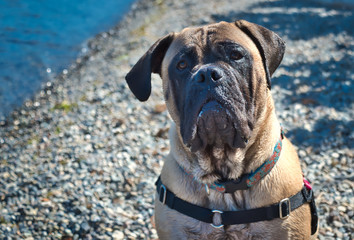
126,20 -> 285,179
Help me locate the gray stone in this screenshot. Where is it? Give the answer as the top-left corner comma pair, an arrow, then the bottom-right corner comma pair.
112,230 -> 124,240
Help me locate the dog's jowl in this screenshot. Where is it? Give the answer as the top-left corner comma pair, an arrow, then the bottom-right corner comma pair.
125,20 -> 318,240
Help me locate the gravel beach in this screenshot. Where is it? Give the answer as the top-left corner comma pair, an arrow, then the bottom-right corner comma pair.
0,0 -> 353,239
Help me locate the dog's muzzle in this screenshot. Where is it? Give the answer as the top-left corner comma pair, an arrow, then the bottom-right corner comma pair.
192,101 -> 236,151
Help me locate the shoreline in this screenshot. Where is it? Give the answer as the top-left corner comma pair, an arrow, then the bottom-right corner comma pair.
0,0 -> 136,121
1,0 -> 353,239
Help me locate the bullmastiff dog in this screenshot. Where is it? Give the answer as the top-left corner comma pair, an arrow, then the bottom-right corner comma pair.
125,20 -> 318,240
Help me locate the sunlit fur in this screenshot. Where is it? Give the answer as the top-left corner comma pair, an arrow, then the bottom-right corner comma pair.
149,21 -> 316,239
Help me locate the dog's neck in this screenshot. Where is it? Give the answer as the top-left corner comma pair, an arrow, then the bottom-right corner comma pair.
163,97 -> 285,213
243,94 -> 281,175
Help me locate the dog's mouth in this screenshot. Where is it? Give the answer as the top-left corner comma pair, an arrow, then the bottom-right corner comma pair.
182,100 -> 249,152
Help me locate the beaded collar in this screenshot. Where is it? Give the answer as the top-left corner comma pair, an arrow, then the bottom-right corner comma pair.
182,130 -> 284,194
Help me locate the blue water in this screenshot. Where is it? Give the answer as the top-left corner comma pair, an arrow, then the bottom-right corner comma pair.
0,0 -> 135,119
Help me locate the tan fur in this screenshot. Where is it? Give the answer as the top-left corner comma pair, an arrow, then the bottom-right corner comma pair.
153,22 -> 317,239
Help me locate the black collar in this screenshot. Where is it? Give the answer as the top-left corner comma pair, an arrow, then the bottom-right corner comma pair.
155,176 -> 318,234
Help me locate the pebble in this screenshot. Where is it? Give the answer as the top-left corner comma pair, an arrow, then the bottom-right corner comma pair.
333,221 -> 343,228
331,152 -> 340,159
80,221 -> 90,234
112,230 -> 124,240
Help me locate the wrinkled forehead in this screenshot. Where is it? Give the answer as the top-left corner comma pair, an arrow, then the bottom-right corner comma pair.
165,21 -> 258,59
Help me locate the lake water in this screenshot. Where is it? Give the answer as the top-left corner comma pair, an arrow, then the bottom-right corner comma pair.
0,0 -> 135,119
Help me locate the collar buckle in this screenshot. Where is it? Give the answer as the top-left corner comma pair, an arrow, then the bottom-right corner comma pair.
279,198 -> 291,219
159,184 -> 167,205
210,210 -> 224,228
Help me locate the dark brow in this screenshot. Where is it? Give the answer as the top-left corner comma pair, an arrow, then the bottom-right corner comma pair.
216,40 -> 240,47
175,45 -> 198,56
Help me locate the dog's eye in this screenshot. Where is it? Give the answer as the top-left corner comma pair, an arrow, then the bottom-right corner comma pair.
230,50 -> 243,61
177,60 -> 188,70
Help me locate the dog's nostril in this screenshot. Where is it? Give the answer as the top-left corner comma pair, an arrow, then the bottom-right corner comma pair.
211,70 -> 222,81
197,73 -> 206,83
195,67 -> 222,83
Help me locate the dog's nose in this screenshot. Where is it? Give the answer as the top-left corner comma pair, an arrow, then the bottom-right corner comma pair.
195,66 -> 224,83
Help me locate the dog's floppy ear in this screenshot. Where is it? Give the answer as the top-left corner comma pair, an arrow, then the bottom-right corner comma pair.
235,20 -> 285,89
125,33 -> 174,101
